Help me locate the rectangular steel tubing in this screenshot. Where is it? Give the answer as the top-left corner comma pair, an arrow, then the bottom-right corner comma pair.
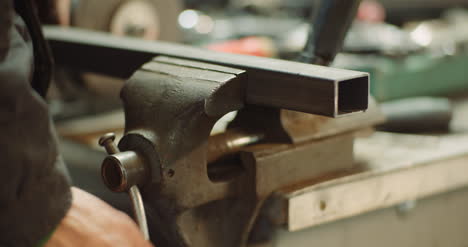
44,26 -> 368,117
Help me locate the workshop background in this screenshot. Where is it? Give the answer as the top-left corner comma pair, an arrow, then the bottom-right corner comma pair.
46,0 -> 468,246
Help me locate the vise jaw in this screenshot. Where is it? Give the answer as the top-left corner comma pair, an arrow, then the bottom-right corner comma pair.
99,55 -> 379,247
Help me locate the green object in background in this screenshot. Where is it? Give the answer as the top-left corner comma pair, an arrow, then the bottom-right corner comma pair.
346,52 -> 468,101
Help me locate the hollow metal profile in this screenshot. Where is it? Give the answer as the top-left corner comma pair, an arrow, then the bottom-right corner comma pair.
44,26 -> 368,117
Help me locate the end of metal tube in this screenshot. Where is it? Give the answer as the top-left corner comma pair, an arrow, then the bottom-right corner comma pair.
336,76 -> 369,116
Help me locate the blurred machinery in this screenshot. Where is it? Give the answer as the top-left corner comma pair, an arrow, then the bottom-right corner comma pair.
178,4 -> 468,102
73,0 -> 181,41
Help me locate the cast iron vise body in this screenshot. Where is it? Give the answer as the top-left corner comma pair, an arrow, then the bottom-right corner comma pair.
99,56 -> 377,246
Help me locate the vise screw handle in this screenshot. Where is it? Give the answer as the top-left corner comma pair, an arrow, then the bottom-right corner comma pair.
98,133 -> 150,240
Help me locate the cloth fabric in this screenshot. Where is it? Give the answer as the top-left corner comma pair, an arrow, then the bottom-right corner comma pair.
0,1 -> 72,246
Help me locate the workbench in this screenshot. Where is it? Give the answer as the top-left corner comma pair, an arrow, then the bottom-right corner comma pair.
267,100 -> 468,247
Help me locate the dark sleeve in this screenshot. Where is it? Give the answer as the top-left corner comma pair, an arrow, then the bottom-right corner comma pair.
0,1 -> 72,246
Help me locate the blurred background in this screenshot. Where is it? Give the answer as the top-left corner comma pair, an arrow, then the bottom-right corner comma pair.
47,0 -> 468,214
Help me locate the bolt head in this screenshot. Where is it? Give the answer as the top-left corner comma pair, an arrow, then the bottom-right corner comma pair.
99,133 -> 116,146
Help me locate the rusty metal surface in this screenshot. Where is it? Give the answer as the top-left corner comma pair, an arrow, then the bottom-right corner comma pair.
44,26 -> 368,117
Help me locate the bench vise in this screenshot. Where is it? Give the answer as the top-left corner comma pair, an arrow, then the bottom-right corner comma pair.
46,27 -> 382,247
